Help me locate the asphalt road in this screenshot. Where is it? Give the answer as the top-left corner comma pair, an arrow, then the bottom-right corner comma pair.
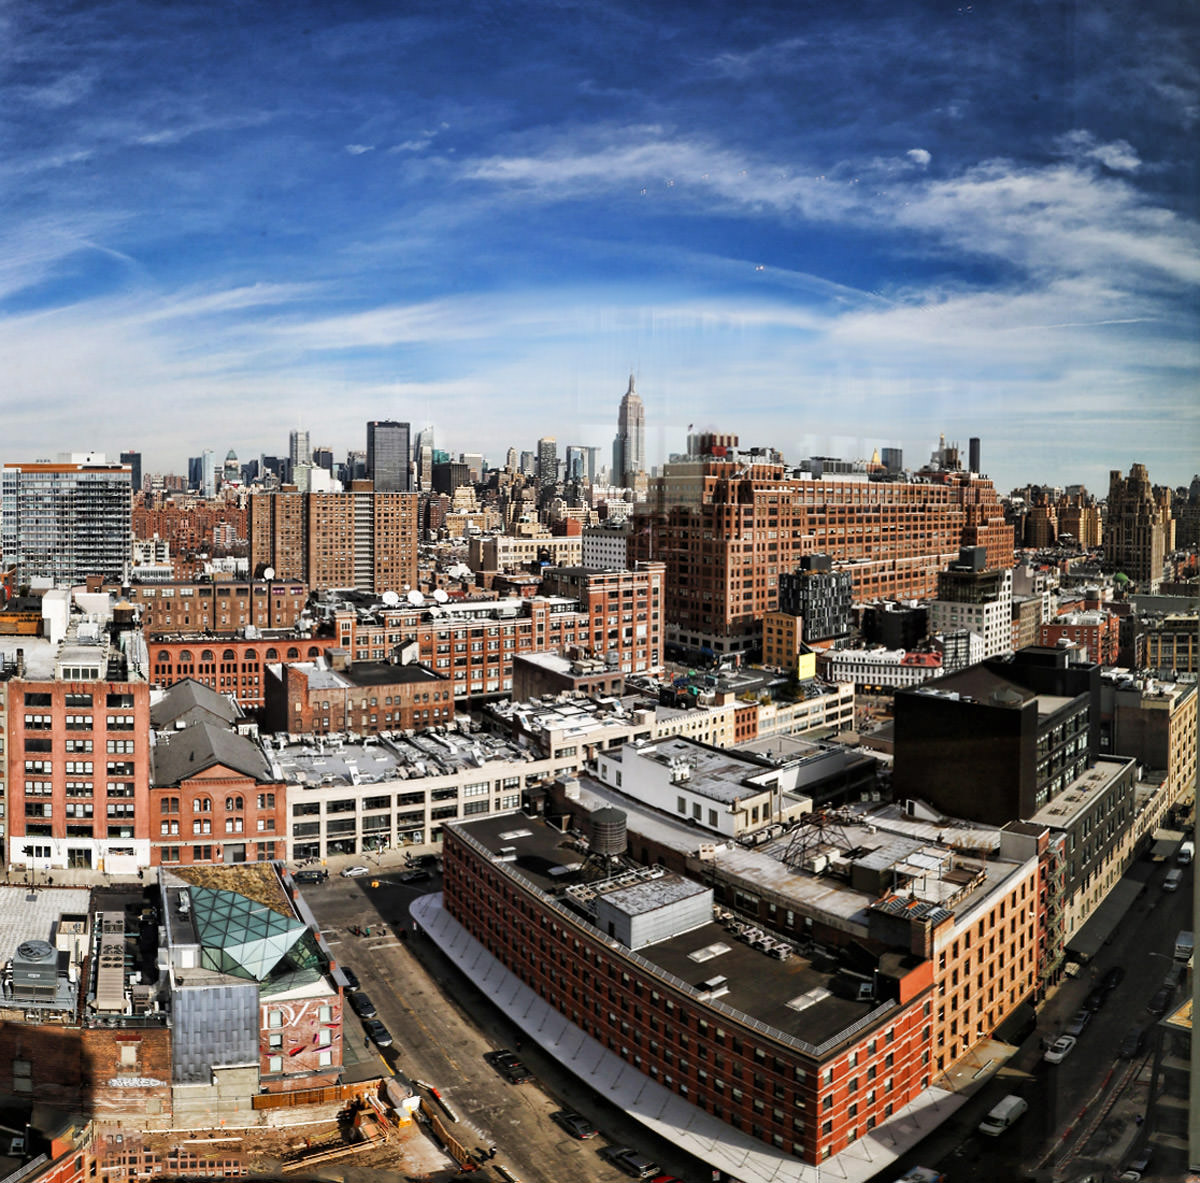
886,854 -> 1194,1183
303,869 -> 701,1183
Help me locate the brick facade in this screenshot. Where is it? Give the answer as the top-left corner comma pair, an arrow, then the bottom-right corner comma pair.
150,766 -> 287,867
149,635 -> 337,709
443,824 -> 934,1165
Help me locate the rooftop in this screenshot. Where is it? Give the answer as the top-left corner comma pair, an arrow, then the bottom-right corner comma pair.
266,725 -> 539,788
285,656 -> 444,689
1027,756 -> 1136,829
451,813 -> 898,1052
0,885 -> 92,969
625,736 -> 776,804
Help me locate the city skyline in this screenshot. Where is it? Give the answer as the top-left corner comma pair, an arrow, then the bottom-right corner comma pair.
2,1 -> 1197,493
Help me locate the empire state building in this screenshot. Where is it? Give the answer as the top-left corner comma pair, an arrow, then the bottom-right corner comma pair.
613,374 -> 645,486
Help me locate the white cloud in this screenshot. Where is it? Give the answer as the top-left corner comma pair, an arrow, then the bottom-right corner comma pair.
345,143 -> 375,156
1056,129 -> 1140,172
906,148 -> 931,167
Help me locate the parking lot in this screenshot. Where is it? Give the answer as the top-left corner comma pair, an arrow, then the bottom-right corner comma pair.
301,861 -> 690,1182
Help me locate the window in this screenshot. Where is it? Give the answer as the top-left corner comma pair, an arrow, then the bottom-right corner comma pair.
267,1010 -> 283,1028
268,1055 -> 283,1073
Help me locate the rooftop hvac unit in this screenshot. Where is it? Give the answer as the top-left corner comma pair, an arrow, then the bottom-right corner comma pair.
12,939 -> 58,1002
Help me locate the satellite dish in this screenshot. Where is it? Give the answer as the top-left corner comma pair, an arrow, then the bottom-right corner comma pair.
433,588 -> 449,604
407,589 -> 426,606
382,590 -> 401,607
263,567 -> 275,581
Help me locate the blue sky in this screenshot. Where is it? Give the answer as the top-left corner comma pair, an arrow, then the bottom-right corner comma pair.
2,0 -> 1197,494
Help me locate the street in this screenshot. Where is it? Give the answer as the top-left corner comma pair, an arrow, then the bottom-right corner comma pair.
302,866 -> 698,1182
886,854 -> 1193,1182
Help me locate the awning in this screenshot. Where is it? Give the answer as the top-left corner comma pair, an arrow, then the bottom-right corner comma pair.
1150,829 -> 1185,860
1065,878 -> 1144,961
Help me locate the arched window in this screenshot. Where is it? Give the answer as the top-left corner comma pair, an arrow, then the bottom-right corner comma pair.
179,650 -> 193,663
222,649 -> 237,661
307,646 -> 321,657
193,796 -> 212,813
201,649 -> 215,662
265,648 -> 278,660
157,650 -> 171,663
225,795 -> 244,811
244,649 -> 258,660
286,647 -> 300,659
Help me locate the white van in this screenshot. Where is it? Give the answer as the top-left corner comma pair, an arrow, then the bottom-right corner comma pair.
1178,840 -> 1194,865
979,1094 -> 1028,1136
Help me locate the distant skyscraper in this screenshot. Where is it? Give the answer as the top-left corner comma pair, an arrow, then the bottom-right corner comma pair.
537,437 -> 558,488
582,446 -> 600,484
201,449 -> 216,499
120,450 -> 142,493
1104,463 -> 1170,588
414,426 -> 436,490
505,447 -> 519,472
461,452 -> 484,483
288,429 -> 311,484
519,450 -> 536,477
612,374 -> 646,486
881,447 -> 903,475
565,446 -> 585,481
1,455 -> 133,585
969,437 -> 981,474
366,420 -> 412,492
312,446 -> 334,474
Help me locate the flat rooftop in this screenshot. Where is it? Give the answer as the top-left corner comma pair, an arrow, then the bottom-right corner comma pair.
287,657 -> 443,689
627,736 -> 773,803
452,813 -> 890,1052
267,726 -> 539,787
555,773 -> 1018,935
0,886 -> 92,967
1028,755 -> 1135,829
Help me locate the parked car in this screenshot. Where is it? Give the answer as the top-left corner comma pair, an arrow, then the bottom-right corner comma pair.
552,1110 -> 598,1139
1043,1035 -> 1077,1064
341,865 -> 371,878
340,966 -> 360,992
1119,1147 -> 1152,1182
294,868 -> 328,884
362,1018 -> 393,1047
1118,1027 -> 1146,1058
1163,868 -> 1184,892
485,1050 -> 532,1083
349,992 -> 377,1019
1101,965 -> 1126,993
398,869 -> 432,884
1064,1009 -> 1092,1037
1083,987 -> 1106,1012
599,1146 -> 660,1178
1147,985 -> 1174,1016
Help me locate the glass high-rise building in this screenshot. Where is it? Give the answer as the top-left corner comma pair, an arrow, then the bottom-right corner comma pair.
366,420 -> 412,492
2,456 -> 134,585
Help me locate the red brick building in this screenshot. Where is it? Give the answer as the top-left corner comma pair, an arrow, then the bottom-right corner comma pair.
632,453 -> 1013,658
110,579 -> 310,634
263,651 -> 452,736
323,562 -> 664,705
5,613 -> 152,874
148,633 -> 336,709
443,815 -> 934,1166
1039,610 -> 1119,666
132,495 -> 248,555
248,486 -> 419,593
150,731 -> 287,867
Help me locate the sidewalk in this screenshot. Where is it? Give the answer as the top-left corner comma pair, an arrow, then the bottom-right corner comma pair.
1,842 -> 444,892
